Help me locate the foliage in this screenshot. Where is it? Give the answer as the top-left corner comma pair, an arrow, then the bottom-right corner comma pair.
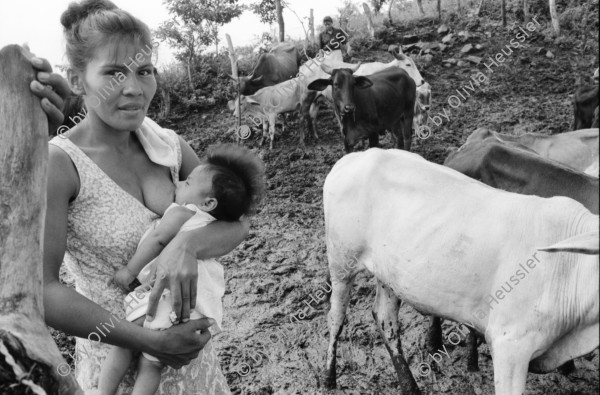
252,0 -> 284,24
370,0 -> 387,14
155,0 -> 244,63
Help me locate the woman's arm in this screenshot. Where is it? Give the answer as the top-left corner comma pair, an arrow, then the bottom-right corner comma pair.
44,146 -> 213,368
116,207 -> 195,290
145,137 -> 250,323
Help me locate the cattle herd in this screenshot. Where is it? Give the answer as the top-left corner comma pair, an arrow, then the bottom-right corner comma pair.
230,43 -> 599,394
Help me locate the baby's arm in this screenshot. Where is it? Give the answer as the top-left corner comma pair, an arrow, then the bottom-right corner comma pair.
114,206 -> 196,291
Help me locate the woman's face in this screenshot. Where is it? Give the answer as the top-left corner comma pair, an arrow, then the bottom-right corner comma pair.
77,40 -> 156,132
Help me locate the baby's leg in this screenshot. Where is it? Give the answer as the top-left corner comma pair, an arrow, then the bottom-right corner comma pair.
98,317 -> 145,395
131,355 -> 164,395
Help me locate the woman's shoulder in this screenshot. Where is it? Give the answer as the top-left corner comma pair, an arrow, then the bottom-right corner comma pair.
47,142 -> 79,198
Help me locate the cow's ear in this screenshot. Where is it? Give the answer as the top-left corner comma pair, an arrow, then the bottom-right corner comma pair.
246,97 -> 260,105
537,231 -> 599,255
308,79 -> 332,91
355,76 -> 373,89
227,100 -> 235,111
250,75 -> 264,83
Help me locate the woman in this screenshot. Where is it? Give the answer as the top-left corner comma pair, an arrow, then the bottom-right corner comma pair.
33,0 -> 246,393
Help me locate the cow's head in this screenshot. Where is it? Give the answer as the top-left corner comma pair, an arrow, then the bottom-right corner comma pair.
390,47 -> 425,87
228,74 -> 264,95
307,63 -> 370,120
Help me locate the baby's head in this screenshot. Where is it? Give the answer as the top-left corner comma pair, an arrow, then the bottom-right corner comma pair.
175,144 -> 266,221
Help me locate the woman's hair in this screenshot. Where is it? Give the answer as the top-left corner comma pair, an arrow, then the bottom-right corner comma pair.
204,144 -> 266,221
61,0 -> 152,71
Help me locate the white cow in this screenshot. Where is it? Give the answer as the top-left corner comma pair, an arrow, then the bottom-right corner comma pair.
323,148 -> 599,394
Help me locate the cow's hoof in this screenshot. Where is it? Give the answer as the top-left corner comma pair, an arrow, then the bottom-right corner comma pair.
467,363 -> 480,372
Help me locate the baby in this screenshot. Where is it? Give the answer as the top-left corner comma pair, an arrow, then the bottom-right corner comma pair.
99,144 -> 265,395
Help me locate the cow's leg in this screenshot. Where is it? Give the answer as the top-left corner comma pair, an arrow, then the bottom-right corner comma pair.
300,91 -> 317,147
259,118 -> 268,147
427,317 -> 443,355
489,333 -> 537,395
466,332 -> 479,372
309,101 -> 320,141
557,360 -> 576,375
402,115 -> 413,152
368,133 -> 379,149
268,113 -> 276,150
324,276 -> 356,389
372,280 -> 421,395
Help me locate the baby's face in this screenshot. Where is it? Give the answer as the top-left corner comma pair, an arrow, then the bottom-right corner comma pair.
175,165 -> 215,206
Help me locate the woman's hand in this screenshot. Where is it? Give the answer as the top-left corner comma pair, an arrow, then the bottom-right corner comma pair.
23,47 -> 71,133
146,235 -> 197,325
146,219 -> 249,324
145,318 -> 215,369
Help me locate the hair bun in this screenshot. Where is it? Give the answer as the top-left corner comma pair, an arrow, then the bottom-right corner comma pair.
61,0 -> 118,30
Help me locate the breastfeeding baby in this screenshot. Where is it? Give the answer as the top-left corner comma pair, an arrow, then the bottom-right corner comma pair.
99,144 -> 265,395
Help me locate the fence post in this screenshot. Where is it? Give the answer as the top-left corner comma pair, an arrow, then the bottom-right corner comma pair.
0,44 -> 83,395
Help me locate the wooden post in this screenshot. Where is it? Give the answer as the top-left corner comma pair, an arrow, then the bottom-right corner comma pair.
549,0 -> 560,35
523,0 -> 530,22
309,9 -> 315,43
457,0 -> 462,14
476,0 -> 485,16
437,0 -> 442,20
0,45 -> 83,394
362,3 -> 375,38
226,34 -> 242,143
501,0 -> 507,26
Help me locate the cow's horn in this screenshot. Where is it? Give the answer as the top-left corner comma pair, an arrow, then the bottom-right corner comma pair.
320,63 -> 334,75
227,73 -> 239,81
348,63 -> 361,73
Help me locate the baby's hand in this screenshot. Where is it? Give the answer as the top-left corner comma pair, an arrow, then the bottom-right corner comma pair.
115,267 -> 137,292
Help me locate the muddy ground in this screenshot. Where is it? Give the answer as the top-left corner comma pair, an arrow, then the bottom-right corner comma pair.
52,13 -> 599,395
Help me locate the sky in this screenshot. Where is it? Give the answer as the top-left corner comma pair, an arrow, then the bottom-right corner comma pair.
0,0 -> 347,71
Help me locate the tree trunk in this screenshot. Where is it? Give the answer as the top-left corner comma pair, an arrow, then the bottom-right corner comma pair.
523,0 -> 530,22
437,0 -> 442,20
388,0 -> 396,23
275,0 -> 285,42
0,44 -> 83,395
549,0 -> 560,35
416,0 -> 425,14
362,3 -> 375,38
309,9 -> 315,43
501,0 -> 507,26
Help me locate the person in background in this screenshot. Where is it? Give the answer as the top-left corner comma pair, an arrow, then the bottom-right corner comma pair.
318,16 -> 348,57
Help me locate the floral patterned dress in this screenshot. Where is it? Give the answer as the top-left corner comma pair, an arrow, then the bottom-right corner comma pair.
49,129 -> 231,395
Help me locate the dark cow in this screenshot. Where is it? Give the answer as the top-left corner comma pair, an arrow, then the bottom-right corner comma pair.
444,140 -> 599,214
307,64 -> 416,153
230,42 -> 301,96
573,84 -> 599,130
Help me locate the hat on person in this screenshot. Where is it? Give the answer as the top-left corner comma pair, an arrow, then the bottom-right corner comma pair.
323,16 -> 333,23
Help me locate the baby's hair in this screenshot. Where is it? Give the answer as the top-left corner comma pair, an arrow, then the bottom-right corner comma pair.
61,0 -> 152,71
205,144 -> 266,221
